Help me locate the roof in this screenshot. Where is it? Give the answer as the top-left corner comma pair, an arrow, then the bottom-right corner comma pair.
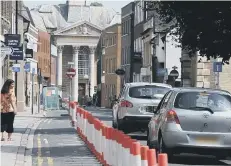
67,5 -> 117,28
126,82 -> 172,88
107,13 -> 121,27
29,3 -> 118,33
172,87 -> 231,95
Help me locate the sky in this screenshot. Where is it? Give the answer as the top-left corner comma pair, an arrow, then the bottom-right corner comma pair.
23,0 -> 132,13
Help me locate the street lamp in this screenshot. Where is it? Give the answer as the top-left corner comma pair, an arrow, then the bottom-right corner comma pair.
88,80 -> 91,97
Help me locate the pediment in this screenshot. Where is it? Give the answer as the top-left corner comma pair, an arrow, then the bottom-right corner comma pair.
54,21 -> 102,36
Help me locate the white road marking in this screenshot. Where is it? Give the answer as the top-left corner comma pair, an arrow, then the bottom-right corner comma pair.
47,119 -> 52,124
43,138 -> 49,144
44,119 -> 48,123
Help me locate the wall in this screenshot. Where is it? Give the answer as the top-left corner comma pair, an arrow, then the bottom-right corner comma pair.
121,2 -> 134,84
101,24 -> 121,108
218,59 -> 231,93
37,31 -> 51,79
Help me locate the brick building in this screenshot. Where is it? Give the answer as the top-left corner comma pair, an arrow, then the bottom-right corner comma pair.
37,31 -> 51,86
100,23 -> 122,108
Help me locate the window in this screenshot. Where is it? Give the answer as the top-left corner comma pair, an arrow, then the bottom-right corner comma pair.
129,85 -> 170,99
78,54 -> 89,76
174,92 -> 231,112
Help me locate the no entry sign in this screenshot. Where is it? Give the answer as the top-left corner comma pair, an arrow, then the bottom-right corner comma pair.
66,68 -> 76,78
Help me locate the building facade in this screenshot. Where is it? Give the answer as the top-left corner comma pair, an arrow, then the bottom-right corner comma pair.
121,2 -> 134,85
133,0 -> 144,82
37,31 -> 51,86
100,24 -> 121,108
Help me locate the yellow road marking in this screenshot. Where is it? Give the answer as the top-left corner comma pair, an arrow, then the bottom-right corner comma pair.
37,135 -> 43,166
47,157 -> 54,166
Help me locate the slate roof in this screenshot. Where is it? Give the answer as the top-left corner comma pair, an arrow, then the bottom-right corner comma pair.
29,3 -> 118,32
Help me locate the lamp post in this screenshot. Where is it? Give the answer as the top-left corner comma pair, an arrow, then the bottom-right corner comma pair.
88,81 -> 91,97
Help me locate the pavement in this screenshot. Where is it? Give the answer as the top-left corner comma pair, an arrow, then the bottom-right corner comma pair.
1,108 -> 101,166
86,106 -> 231,166
1,107 -> 43,166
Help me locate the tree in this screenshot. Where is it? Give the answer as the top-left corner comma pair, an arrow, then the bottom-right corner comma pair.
90,2 -> 103,7
152,1 -> 231,64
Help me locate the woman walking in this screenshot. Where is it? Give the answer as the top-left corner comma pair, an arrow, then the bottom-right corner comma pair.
1,79 -> 17,141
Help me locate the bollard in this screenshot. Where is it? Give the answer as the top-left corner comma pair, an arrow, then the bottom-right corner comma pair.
147,149 -> 157,166
141,146 -> 148,166
158,153 -> 168,166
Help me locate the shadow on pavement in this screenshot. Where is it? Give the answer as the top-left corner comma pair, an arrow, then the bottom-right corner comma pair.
170,154 -> 229,165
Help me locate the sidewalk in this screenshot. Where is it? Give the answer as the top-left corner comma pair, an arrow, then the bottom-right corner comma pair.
1,108 -> 43,166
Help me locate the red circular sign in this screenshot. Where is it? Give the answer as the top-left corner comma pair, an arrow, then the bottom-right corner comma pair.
66,68 -> 76,78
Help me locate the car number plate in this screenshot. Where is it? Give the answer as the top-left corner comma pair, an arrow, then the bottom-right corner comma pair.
195,137 -> 217,143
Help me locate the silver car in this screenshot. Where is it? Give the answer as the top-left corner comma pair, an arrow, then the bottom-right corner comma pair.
147,87 -> 231,159
112,82 -> 172,133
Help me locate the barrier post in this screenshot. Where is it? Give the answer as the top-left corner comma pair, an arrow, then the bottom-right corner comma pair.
141,146 -> 148,166
147,149 -> 157,166
158,153 -> 168,166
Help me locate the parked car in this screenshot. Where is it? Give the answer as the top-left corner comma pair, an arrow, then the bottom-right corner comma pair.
112,82 -> 172,133
147,87 -> 231,160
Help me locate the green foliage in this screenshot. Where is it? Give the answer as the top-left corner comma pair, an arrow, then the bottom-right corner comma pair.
153,1 -> 231,64
90,2 -> 103,7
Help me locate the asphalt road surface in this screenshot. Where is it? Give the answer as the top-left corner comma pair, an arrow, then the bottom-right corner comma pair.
86,106 -> 231,166
32,110 -> 101,166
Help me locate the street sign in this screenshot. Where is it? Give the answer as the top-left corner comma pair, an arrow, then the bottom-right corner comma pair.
1,47 -> 13,55
24,62 -> 30,72
4,34 -> 21,47
169,69 -> 179,79
10,47 -> 23,60
25,49 -> 33,58
68,62 -> 74,65
213,62 -> 222,72
66,68 -> 76,78
12,64 -> 20,72
115,68 -> 125,75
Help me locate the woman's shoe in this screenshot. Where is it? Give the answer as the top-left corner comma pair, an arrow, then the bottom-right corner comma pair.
7,138 -> 12,141
1,138 -> 5,141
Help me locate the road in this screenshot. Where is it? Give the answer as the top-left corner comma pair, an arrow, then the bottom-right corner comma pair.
86,106 -> 231,166
32,110 -> 101,166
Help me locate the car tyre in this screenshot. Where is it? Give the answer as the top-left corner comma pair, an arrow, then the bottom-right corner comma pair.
147,129 -> 153,148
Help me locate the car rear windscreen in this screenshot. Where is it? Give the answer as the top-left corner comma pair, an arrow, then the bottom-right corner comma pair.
174,91 -> 231,112
129,85 -> 170,99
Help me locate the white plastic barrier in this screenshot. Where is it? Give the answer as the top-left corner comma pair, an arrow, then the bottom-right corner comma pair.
75,107 -> 169,166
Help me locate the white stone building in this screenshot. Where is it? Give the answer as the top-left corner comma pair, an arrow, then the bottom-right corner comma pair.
30,0 -> 118,101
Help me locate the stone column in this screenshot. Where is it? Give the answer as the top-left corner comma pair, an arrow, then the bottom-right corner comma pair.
57,46 -> 64,91
89,46 -> 96,97
72,46 -> 80,102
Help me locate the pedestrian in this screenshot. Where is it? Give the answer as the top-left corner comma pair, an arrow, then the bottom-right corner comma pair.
1,79 -> 17,141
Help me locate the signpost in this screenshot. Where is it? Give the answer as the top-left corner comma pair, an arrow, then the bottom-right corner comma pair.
10,47 -> 23,60
12,64 -> 20,72
66,67 -> 76,115
24,62 -> 30,72
66,68 -> 76,78
213,62 -> 222,89
4,34 -> 21,47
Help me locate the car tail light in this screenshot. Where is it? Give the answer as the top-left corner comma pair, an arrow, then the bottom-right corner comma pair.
120,100 -> 133,108
166,110 -> 180,124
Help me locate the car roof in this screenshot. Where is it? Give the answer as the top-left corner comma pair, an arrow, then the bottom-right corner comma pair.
125,82 -> 172,88
172,87 -> 231,95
